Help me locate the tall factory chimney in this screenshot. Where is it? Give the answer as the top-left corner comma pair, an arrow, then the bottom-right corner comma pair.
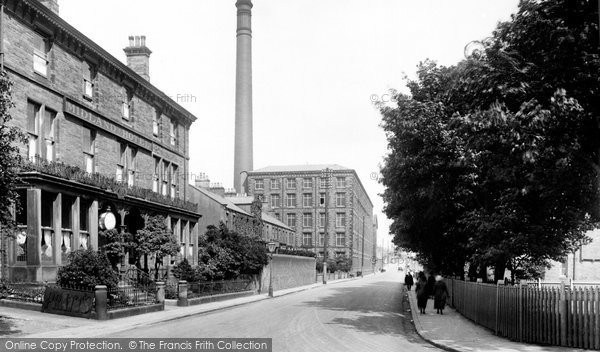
233,0 -> 253,194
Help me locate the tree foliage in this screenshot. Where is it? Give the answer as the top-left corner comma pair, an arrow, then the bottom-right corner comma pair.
196,223 -> 268,281
379,0 -> 599,279
0,70 -> 26,278
131,214 -> 180,279
56,249 -> 119,289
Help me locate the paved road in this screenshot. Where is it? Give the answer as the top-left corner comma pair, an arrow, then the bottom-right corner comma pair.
108,272 -> 439,352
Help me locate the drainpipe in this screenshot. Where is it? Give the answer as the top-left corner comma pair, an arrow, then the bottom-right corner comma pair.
1,1 -> 5,70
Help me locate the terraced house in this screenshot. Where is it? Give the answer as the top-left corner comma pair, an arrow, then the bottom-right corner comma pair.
1,0 -> 201,281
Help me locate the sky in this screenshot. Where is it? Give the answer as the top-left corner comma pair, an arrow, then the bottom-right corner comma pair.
59,0 -> 519,250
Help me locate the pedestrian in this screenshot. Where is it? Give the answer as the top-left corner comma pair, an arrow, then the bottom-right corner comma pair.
404,272 -> 414,291
415,275 -> 428,314
433,275 -> 450,315
426,272 -> 436,298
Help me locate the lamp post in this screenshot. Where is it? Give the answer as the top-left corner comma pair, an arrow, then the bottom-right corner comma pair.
266,241 -> 276,297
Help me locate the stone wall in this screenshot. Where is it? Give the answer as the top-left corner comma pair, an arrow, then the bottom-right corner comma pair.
260,254 -> 316,292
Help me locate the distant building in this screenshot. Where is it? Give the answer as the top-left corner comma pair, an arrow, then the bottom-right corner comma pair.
544,229 -> 600,281
188,177 -> 294,245
2,0 -> 200,281
245,164 -> 376,274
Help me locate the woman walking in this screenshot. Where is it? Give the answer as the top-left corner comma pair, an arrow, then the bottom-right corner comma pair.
433,275 -> 450,315
404,272 -> 414,291
415,273 -> 428,314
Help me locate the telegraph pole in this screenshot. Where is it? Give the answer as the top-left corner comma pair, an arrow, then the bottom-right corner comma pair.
321,168 -> 332,284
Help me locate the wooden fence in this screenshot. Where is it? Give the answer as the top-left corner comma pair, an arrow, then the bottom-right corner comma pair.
448,278 -> 600,349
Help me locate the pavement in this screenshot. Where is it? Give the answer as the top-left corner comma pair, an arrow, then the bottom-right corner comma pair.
406,288 -> 585,352
1,277 -> 357,338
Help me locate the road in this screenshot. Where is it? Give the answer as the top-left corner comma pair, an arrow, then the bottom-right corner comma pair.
108,272 -> 440,352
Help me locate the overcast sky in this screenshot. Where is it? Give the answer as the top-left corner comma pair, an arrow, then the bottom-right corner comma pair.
59,0 -> 519,250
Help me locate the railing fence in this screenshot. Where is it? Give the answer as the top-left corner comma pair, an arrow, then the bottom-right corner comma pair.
448,278 -> 600,350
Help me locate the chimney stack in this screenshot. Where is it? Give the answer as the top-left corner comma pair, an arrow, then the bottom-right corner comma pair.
39,0 -> 59,15
195,173 -> 211,189
123,35 -> 152,81
233,0 -> 254,193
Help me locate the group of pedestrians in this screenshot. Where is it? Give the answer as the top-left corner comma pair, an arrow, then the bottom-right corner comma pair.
404,271 -> 449,315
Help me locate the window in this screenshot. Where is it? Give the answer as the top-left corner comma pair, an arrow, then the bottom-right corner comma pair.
26,101 -> 40,161
335,213 -> 346,227
286,193 -> 296,207
152,110 -> 161,137
270,179 -> 280,190
42,109 -> 56,162
303,213 -> 313,228
336,177 -> 346,188
27,102 -> 55,162
336,193 -> 346,207
319,193 -> 326,207
318,232 -> 324,246
303,193 -> 313,207
15,190 -> 27,263
320,177 -> 329,189
83,61 -> 95,99
303,178 -> 313,188
286,178 -> 296,189
122,89 -> 133,121
336,233 -> 345,246
162,160 -> 169,196
255,179 -> 264,190
274,213 -> 280,221
286,213 -> 296,228
82,127 -> 96,173
171,164 -> 179,198
32,32 -> 49,76
153,157 -> 161,192
303,233 -> 312,247
41,191 -> 55,263
170,119 -> 178,146
319,213 -> 326,228
117,144 -> 136,186
270,194 -> 280,208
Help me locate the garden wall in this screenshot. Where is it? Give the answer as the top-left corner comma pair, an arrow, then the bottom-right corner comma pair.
260,254 -> 316,292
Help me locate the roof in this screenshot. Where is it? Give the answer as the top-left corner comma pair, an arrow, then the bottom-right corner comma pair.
262,213 -> 292,231
192,186 -> 250,216
226,196 -> 254,205
250,164 -> 350,173
21,0 -> 197,125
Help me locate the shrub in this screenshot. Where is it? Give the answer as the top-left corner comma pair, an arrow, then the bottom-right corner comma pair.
278,248 -> 316,258
57,249 -> 119,289
172,258 -> 198,282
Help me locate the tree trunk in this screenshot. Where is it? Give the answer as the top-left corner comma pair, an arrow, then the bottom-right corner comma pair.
494,260 -> 506,283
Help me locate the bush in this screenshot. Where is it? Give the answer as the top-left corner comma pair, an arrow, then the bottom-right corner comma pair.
172,259 -> 198,282
278,248 -> 316,258
57,249 -> 119,289
165,284 -> 178,299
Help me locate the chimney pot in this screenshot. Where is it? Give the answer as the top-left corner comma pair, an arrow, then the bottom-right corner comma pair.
134,36 -> 141,47
128,36 -> 135,47
141,35 -> 147,47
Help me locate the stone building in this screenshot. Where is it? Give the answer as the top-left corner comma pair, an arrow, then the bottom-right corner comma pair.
245,164 -> 376,274
188,177 -> 294,245
2,0 -> 201,281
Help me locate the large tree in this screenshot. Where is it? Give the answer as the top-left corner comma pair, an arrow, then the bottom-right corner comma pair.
0,70 -> 26,279
380,0 -> 599,279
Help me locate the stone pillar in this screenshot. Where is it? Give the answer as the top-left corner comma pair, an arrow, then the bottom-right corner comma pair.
52,193 -> 62,266
72,196 -> 80,250
26,189 -> 41,267
191,222 -> 198,266
90,200 -> 99,250
177,280 -> 188,306
233,0 -> 253,193
156,282 -> 165,304
183,221 -> 190,261
94,285 -> 108,320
